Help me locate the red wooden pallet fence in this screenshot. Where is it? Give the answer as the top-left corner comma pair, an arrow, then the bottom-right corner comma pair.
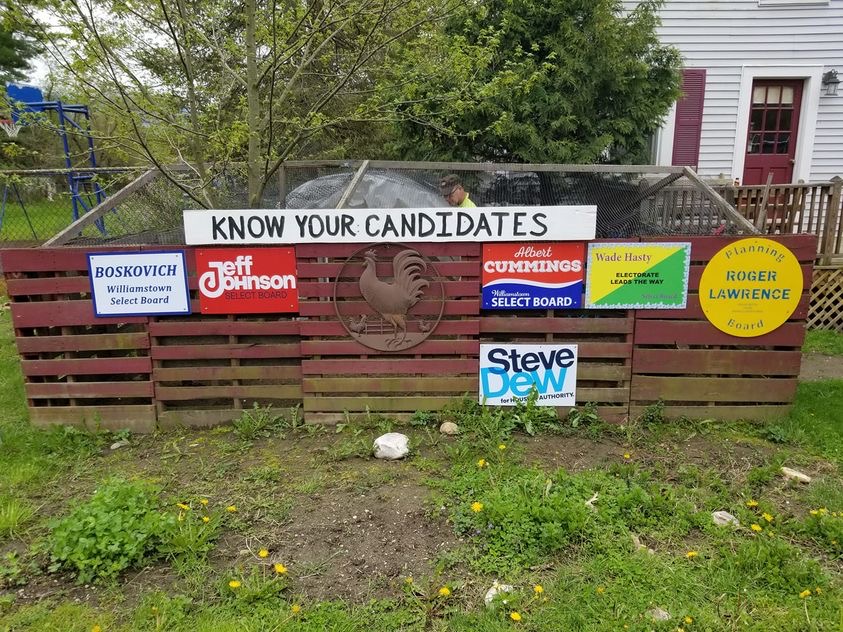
0,234 -> 816,431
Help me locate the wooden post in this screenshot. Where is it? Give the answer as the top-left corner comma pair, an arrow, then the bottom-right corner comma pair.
754,172 -> 775,232
821,176 -> 842,265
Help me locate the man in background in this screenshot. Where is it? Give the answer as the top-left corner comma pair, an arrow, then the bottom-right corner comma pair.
439,174 -> 476,208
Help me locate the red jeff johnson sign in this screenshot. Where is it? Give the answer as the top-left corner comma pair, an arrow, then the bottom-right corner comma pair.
195,248 -> 299,314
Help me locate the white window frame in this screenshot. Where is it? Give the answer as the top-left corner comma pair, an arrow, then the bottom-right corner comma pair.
731,65 -> 823,184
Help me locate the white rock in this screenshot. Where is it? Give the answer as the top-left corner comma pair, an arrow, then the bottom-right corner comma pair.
484,580 -> 515,607
584,492 -> 599,512
647,607 -> 671,621
781,467 -> 811,483
439,422 -> 460,436
712,511 -> 740,527
631,533 -> 655,555
110,440 -> 130,450
373,433 -> 409,460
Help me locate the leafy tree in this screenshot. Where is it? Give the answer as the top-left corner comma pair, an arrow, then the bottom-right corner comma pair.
0,4 -> 39,84
389,0 -> 682,164
23,0 -> 460,207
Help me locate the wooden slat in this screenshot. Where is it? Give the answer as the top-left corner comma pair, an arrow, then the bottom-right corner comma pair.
299,300 -> 478,317
22,356 -> 151,376
634,320 -> 805,347
15,333 -> 149,353
158,409 -> 245,429
576,388 -> 629,403
295,242 -> 482,258
687,263 -> 813,289
299,320 -> 478,336
28,405 -> 156,432
631,376 -> 797,402
304,396 -> 458,412
633,349 -> 802,376
1,249 -> 93,273
302,358 -> 478,375
153,365 -> 301,381
11,301 -> 147,327
629,404 -> 790,422
301,339 -> 479,356
156,385 -> 302,400
149,320 -> 300,336
302,377 -> 476,393
300,280 -> 479,299
5,276 -> 91,296
297,261 -> 479,278
641,235 -> 817,262
577,364 -> 631,381
637,293 -> 810,320
480,316 -> 633,334
151,344 -> 299,360
26,381 -> 154,399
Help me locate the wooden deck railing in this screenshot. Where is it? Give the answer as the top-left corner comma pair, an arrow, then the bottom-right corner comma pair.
716,177 -> 842,264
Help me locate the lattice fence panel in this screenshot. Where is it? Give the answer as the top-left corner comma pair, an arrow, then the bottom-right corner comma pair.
808,267 -> 843,332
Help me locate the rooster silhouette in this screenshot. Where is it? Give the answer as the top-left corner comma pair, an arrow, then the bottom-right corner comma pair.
359,249 -> 429,347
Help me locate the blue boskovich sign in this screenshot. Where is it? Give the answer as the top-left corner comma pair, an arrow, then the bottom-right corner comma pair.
479,344 -> 578,406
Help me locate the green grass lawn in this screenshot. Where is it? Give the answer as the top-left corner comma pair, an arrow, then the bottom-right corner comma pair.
0,307 -> 841,630
804,329 -> 843,356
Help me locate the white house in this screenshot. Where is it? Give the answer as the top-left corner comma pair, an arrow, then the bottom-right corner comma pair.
630,0 -> 843,185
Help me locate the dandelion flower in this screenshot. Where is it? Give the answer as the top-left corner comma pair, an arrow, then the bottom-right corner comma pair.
762,512 -> 774,523
226,505 -> 237,513
471,501 -> 484,513
746,500 -> 759,508
92,626 -> 102,632
177,503 -> 190,511
274,563 -> 287,575
510,612 -> 522,621
477,458 -> 487,468
258,549 -> 269,558
498,443 -> 506,451
810,509 -> 819,516
596,585 -> 606,595
291,604 -> 301,614
405,576 -> 413,584
202,516 -> 210,523
799,589 -> 811,598
229,580 -> 241,589
438,586 -> 451,597
533,584 -> 544,594
685,551 -> 698,559
750,523 -> 762,532
684,615 -> 693,624
200,498 -> 209,506
623,453 -> 631,460
815,587 -> 822,594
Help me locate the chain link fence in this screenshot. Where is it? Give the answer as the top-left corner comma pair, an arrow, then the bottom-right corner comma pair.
0,162 -> 757,247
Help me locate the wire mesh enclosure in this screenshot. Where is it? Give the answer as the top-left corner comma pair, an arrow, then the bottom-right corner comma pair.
39,162 -> 758,248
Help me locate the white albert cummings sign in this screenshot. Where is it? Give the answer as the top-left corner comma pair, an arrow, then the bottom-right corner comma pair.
88,251 -> 191,316
182,206 -> 597,245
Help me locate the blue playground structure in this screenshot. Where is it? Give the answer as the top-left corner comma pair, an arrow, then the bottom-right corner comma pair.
2,83 -> 108,237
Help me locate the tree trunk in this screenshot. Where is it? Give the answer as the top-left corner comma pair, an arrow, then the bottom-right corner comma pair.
245,0 -> 261,208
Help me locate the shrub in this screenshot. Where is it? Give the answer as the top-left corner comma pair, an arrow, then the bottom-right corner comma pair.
49,479 -> 175,583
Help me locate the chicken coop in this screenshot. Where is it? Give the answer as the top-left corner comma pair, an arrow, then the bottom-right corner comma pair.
0,161 -> 815,431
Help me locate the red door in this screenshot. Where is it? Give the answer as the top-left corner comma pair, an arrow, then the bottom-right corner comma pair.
742,80 -> 802,185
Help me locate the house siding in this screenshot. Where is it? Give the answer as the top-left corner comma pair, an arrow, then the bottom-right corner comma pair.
625,0 -> 843,182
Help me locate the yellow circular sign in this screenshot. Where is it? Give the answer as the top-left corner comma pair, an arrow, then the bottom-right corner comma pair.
699,238 -> 802,337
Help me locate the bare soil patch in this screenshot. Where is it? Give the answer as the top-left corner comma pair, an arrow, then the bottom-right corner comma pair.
800,353 -> 843,381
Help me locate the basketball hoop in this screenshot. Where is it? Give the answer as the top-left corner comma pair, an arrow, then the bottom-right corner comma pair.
0,119 -> 23,139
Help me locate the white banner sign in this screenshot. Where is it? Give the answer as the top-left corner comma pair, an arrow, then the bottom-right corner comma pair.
88,251 -> 191,316
183,206 -> 597,245
479,343 -> 578,406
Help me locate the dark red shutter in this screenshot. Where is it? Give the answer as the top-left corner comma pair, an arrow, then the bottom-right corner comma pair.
671,69 -> 706,168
